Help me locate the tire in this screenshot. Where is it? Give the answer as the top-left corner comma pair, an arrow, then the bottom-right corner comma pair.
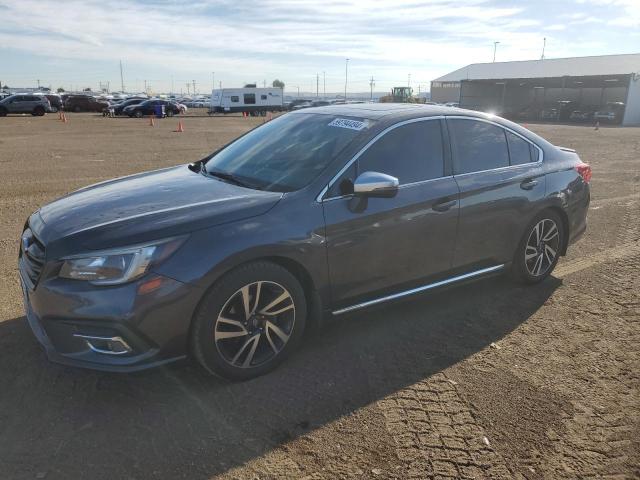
33,106 -> 45,116
511,210 -> 564,284
166,109 -> 174,117
0,108 -> 6,117
51,106 -> 58,113
74,106 -> 81,113
134,110 -> 143,118
191,261 -> 307,380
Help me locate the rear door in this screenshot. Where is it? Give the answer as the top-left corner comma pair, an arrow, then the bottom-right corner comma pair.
447,117 -> 545,269
323,118 -> 460,307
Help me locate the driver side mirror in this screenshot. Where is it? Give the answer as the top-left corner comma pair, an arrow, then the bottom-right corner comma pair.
353,171 -> 399,198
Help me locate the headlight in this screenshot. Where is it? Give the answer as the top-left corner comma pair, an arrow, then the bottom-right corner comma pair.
59,236 -> 186,285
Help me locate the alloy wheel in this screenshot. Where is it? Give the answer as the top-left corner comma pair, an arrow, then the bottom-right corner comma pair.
214,281 -> 295,368
525,218 -> 560,277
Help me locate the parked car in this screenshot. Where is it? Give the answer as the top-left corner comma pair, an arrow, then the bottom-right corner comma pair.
291,102 -> 312,110
18,104 -> 591,380
0,94 -> 52,116
594,102 -> 625,124
103,97 -> 146,116
44,94 -> 63,112
124,99 -> 181,118
287,99 -> 311,111
64,95 -> 109,113
541,108 -> 559,122
569,110 -> 595,123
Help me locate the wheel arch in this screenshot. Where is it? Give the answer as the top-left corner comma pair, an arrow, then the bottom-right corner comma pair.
542,205 -> 570,256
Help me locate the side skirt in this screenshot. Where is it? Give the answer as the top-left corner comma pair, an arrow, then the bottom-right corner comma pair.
332,264 -> 505,315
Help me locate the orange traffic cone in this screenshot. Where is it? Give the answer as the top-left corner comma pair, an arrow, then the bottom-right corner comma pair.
149,115 -> 155,127
594,121 -> 599,130
175,121 -> 184,133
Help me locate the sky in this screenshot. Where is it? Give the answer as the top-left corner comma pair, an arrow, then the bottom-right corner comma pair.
0,0 -> 639,95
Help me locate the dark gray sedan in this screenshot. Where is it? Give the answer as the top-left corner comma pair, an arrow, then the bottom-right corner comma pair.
19,104 -> 590,380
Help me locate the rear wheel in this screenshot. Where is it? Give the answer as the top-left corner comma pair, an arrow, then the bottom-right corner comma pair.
0,107 -> 6,117
191,261 -> 307,380
134,110 -> 144,118
511,210 -> 564,284
33,106 -> 45,116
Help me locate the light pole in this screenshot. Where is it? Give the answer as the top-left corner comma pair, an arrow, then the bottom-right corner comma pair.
344,58 -> 349,100
493,41 -> 500,62
541,37 -> 546,60
323,71 -> 326,99
408,73 -> 411,87
212,72 -> 215,91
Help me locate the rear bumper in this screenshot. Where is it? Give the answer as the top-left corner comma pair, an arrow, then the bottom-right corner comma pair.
20,271 -> 203,372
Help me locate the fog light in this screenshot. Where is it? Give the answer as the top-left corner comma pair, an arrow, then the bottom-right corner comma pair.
73,334 -> 132,355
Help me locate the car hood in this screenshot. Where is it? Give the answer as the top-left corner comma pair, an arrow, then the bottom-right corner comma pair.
33,165 -> 283,258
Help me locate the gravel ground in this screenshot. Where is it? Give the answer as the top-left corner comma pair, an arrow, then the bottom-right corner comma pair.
0,113 -> 638,480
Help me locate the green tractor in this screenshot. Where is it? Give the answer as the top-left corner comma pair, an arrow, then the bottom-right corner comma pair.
380,86 -> 421,103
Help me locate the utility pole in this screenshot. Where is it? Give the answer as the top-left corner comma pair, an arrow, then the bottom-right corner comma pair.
37,79 -> 40,89
192,80 -> 196,95
344,58 -> 349,100
219,81 -> 222,89
263,79 -> 266,88
369,76 -> 375,101
541,37 -> 546,60
119,60 -> 125,92
212,72 -> 215,91
316,73 -> 319,97
408,73 -> 411,87
323,71 -> 326,98
171,75 -> 174,94
493,41 -> 500,62
186,83 -> 190,95
144,79 -> 147,94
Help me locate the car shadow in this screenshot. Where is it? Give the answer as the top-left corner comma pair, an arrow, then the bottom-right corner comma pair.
0,275 -> 560,479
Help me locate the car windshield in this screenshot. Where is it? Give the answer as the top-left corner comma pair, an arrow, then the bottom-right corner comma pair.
204,113 -> 373,192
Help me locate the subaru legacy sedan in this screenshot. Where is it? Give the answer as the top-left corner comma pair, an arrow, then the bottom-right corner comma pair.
19,104 -> 590,380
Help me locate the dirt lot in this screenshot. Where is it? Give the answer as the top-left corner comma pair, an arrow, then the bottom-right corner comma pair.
0,113 -> 638,480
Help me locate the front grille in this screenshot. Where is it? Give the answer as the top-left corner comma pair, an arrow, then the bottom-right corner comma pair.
19,228 -> 46,289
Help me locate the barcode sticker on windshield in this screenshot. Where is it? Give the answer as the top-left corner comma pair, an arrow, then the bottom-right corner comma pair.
328,118 -> 367,131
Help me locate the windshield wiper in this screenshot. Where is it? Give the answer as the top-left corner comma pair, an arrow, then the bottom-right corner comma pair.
205,169 -> 257,189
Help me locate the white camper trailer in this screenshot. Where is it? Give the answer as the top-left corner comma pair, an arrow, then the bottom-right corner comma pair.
209,88 -> 284,115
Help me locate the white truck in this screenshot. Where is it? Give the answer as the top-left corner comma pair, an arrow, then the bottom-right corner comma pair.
208,87 -> 284,116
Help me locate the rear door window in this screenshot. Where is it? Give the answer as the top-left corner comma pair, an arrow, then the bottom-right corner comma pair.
449,119 -> 509,174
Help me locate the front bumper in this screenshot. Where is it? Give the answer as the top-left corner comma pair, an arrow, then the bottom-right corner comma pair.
20,270 -> 203,372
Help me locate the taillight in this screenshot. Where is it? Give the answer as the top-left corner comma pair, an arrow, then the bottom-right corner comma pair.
575,163 -> 592,183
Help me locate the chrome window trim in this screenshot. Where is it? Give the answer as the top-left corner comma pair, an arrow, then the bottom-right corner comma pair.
445,115 -> 544,176
316,115 -> 445,202
332,264 -> 505,315
316,114 -> 544,202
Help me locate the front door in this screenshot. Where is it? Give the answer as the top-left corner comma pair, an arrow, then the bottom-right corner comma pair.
322,119 -> 460,308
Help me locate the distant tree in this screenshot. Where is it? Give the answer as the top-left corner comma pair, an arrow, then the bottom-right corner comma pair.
244,83 -> 256,88
1,85 -> 9,90
57,87 -> 65,93
272,79 -> 285,89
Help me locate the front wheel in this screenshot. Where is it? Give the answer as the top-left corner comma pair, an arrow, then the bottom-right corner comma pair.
134,110 -> 143,118
511,210 -> 564,284
0,107 -> 6,117
191,261 -> 307,380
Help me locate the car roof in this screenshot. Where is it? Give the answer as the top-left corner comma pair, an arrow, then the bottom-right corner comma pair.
291,102 -> 495,123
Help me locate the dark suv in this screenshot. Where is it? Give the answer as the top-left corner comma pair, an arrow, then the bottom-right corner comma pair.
64,95 -> 110,113
19,104 -> 590,380
0,94 -> 52,116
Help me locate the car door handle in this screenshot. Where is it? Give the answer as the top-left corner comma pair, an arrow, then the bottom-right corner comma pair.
433,198 -> 457,212
520,179 -> 539,190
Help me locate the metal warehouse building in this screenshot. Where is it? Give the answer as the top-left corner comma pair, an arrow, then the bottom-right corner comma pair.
431,53 -> 640,126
